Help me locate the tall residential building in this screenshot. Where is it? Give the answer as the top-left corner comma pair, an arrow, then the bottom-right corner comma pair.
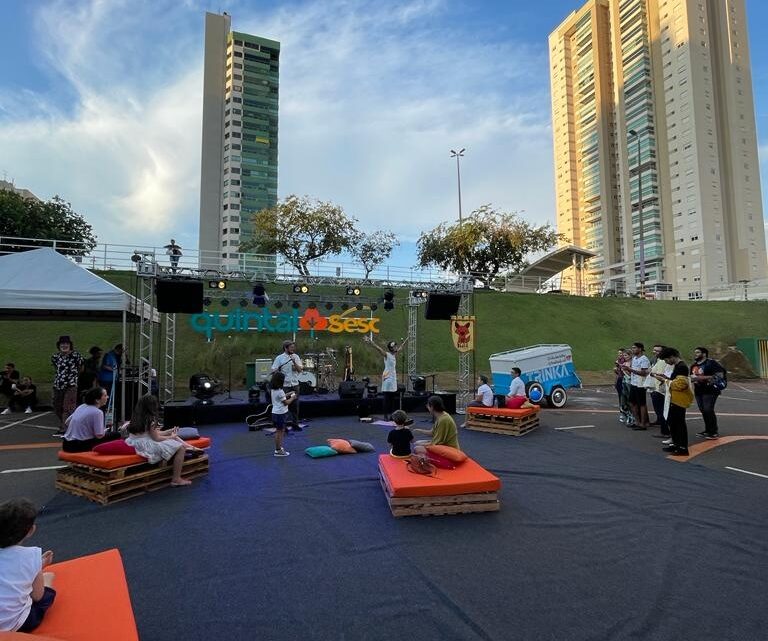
199,12 -> 279,268
549,0 -> 767,299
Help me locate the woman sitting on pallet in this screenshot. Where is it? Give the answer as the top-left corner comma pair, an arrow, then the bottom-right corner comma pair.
505,368 -> 534,409
125,395 -> 203,488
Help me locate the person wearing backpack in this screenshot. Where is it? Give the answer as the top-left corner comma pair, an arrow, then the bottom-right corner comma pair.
690,346 -> 726,440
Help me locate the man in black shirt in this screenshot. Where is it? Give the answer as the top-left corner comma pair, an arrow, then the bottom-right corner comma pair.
8,376 -> 38,414
0,363 -> 21,414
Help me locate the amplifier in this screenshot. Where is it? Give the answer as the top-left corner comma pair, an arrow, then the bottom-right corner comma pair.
338,380 -> 366,400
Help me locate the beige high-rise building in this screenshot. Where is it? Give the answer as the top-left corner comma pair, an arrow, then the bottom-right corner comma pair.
549,0 -> 767,299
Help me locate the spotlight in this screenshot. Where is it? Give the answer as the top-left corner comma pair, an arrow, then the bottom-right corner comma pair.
355,303 -> 364,311
209,280 -> 227,290
293,284 -> 309,294
190,373 -> 216,401
275,301 -> 283,309
410,290 -> 428,299
384,289 -> 395,311
346,286 -> 361,296
410,376 -> 426,393
370,302 -> 378,311
325,302 -> 334,310
239,298 -> 249,307
292,301 -> 301,309
131,252 -> 141,263
203,297 -> 212,307
252,282 -> 268,306
221,298 -> 230,307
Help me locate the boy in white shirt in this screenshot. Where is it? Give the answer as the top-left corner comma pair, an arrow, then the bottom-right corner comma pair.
0,499 -> 56,632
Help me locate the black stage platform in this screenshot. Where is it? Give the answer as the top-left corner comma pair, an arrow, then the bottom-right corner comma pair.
163,390 -> 456,426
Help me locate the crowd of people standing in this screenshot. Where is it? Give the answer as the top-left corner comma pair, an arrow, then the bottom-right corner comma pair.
614,342 -> 727,456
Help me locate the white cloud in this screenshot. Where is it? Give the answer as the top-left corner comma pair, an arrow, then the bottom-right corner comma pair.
0,0 -> 555,257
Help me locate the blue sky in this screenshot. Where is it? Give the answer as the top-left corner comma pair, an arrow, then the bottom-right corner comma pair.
1,0 -> 767,269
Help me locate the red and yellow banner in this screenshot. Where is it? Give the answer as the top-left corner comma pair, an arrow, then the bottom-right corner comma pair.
450,315 -> 476,353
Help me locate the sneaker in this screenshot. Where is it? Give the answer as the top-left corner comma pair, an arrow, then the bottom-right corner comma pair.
618,415 -> 625,423
0,408 -> 10,415
24,407 -> 32,414
52,431 -> 65,438
661,438 -> 673,445
291,425 -> 303,432
274,449 -> 290,457
696,431 -> 707,438
662,445 -> 678,453
705,433 -> 719,440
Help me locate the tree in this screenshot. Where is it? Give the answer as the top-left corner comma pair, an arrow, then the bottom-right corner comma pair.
351,230 -> 399,280
239,195 -> 359,277
0,190 -> 97,255
417,205 -> 564,288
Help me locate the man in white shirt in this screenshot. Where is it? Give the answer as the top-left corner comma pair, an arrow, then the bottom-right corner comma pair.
505,367 -> 529,409
622,342 -> 651,430
465,375 -> 495,409
271,340 -> 303,429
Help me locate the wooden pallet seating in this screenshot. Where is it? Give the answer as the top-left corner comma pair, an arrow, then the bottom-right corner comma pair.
378,454 -> 500,517
465,405 -> 541,436
55,438 -> 211,505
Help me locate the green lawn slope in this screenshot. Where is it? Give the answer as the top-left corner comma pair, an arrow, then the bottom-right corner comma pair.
2,272 -> 766,396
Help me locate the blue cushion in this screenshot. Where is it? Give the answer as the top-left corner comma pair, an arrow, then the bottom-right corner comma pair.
304,445 -> 339,458
348,439 -> 376,453
177,427 -> 200,440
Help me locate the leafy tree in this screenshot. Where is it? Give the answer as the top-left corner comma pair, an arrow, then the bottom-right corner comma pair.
417,205 -> 564,288
0,190 -> 97,255
351,230 -> 399,280
240,195 -> 359,277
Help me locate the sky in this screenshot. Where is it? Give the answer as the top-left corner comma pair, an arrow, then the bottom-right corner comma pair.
1,0 -> 767,269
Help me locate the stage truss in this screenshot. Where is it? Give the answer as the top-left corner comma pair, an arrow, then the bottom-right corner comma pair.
407,276 -> 475,414
133,254 -> 475,409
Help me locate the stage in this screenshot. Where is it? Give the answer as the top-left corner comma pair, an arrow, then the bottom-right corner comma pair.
163,389 -> 457,426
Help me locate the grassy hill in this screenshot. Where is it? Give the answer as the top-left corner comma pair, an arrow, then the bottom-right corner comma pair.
2,271 -> 766,396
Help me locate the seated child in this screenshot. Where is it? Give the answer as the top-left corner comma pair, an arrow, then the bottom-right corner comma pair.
0,498 -> 56,633
387,410 -> 414,459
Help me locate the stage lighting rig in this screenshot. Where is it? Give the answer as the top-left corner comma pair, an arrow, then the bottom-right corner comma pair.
209,280 -> 227,290
346,286 -> 361,296
383,290 -> 395,311
293,284 -> 309,294
190,373 -> 216,404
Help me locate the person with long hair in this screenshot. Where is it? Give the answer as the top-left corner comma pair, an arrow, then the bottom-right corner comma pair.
61,387 -> 120,453
362,335 -> 407,419
125,395 -> 200,487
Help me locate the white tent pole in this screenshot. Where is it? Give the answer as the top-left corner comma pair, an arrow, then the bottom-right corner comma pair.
121,309 -> 127,423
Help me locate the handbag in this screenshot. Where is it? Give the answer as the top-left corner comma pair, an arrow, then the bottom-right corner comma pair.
406,455 -> 436,476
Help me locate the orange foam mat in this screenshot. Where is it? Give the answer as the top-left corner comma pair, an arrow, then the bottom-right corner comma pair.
33,549 -> 138,641
57,437 -> 211,469
378,454 -> 501,498
466,406 -> 539,418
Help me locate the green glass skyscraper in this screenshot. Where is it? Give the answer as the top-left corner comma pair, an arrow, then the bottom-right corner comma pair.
199,12 -> 279,268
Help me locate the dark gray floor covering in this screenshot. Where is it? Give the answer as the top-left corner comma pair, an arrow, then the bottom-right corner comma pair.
30,417 -> 768,641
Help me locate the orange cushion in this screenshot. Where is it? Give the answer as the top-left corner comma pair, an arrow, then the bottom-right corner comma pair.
425,444 -> 467,464
378,454 -> 500,498
326,438 -> 356,454
57,437 -> 211,468
34,549 -> 138,641
467,406 -> 539,417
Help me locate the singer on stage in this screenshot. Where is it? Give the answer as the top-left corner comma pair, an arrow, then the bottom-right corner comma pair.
363,335 -> 407,420
271,340 -> 303,429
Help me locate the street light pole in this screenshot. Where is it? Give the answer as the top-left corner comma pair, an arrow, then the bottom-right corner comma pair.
450,148 -> 465,227
628,129 -> 645,298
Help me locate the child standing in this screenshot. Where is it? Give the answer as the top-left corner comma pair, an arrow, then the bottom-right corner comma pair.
387,409 -> 414,458
270,371 -> 296,457
0,499 -> 56,633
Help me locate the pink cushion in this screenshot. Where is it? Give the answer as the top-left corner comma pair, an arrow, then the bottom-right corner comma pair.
505,396 -> 527,409
92,439 -> 137,455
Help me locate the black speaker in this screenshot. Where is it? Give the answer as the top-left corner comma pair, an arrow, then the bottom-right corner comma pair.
424,293 -> 461,320
156,280 -> 204,314
338,380 -> 366,399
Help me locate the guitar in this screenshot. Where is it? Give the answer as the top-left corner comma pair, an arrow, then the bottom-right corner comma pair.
343,346 -> 354,381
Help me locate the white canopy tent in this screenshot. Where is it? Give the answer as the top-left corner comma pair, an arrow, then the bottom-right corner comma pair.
0,248 -> 159,418
0,247 -> 150,320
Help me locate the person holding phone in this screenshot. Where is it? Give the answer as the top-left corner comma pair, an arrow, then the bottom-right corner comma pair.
650,347 -> 694,456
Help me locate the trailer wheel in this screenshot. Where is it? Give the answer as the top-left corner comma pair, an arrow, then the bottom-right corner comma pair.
548,386 -> 567,408
525,381 -> 545,404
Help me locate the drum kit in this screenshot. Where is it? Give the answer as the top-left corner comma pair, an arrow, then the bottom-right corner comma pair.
299,347 -> 339,394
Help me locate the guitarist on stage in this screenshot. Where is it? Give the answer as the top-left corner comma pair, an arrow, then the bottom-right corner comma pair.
271,340 -> 303,430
